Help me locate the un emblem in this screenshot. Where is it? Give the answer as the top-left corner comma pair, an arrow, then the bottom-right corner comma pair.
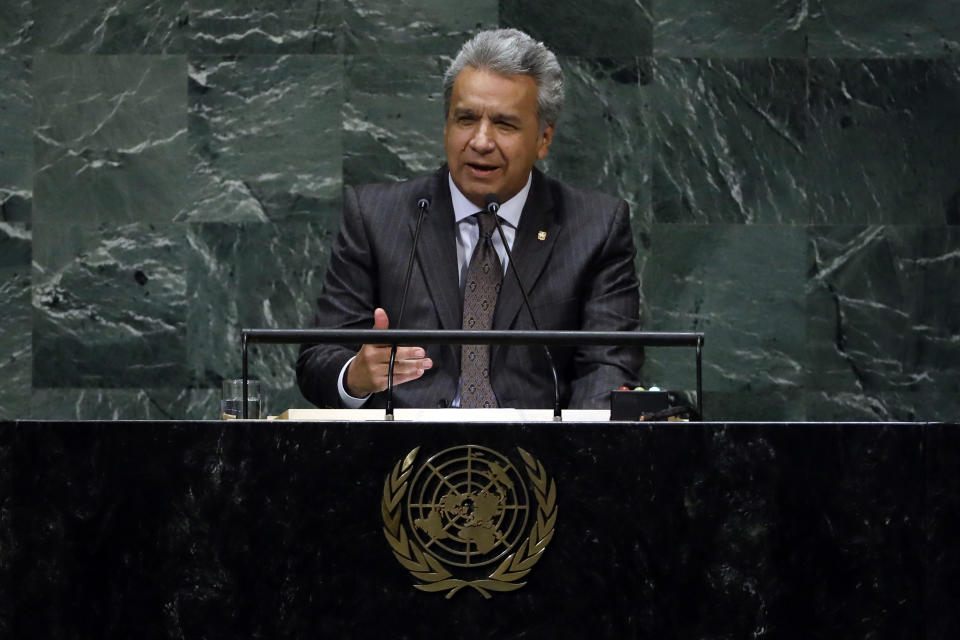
382,445 -> 557,598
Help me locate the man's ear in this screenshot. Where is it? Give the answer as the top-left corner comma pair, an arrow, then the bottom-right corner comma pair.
537,123 -> 555,160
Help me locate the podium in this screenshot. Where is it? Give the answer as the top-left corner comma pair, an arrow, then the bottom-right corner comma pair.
2,417 -> 958,638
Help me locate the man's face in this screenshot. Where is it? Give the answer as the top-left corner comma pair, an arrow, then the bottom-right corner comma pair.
444,66 -> 555,208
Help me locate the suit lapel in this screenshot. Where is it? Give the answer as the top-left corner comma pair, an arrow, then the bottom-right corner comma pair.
411,169 -> 461,331
493,169 -> 561,331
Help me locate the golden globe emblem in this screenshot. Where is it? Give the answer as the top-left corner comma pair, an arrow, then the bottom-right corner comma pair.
382,445 -> 558,599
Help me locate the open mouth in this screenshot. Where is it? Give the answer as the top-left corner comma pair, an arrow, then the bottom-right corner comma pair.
466,162 -> 500,177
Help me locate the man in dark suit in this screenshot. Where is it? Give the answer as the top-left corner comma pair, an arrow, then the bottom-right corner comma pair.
297,28 -> 642,410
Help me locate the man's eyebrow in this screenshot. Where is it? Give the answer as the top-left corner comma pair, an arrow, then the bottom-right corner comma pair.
451,107 -> 522,123
491,113 -> 522,124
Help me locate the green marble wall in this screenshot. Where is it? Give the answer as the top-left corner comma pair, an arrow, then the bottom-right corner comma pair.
1,1 -> 958,421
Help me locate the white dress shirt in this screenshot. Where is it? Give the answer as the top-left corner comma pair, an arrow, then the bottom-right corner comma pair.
337,171 -> 532,407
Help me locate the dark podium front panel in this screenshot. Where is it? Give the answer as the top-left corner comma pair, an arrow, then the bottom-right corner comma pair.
1,420 -> 957,639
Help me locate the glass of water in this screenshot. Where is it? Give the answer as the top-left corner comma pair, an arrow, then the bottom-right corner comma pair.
221,379 -> 262,419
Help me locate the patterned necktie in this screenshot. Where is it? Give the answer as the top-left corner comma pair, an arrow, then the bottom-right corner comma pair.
460,212 -> 502,408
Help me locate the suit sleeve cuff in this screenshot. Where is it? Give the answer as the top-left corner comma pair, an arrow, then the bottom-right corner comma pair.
338,356 -> 371,408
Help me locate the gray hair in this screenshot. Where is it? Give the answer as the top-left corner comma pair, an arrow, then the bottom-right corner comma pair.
443,28 -> 565,128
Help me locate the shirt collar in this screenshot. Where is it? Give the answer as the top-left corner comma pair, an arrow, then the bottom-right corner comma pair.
448,171 -> 531,229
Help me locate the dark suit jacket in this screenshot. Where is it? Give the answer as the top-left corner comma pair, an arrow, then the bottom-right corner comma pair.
296,166 -> 642,409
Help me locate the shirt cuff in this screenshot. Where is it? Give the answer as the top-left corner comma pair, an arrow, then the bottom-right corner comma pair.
338,355 -> 371,408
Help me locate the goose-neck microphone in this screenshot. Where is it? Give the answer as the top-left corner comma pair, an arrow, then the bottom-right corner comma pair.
485,193 -> 562,420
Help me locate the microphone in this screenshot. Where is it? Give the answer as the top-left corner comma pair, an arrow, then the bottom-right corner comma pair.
386,196 -> 430,419
485,193 -> 562,421
485,192 -> 500,214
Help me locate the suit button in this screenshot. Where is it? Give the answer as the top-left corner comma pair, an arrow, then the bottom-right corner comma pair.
437,398 -> 448,408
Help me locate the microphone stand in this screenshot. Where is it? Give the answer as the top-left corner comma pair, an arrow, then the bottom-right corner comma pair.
486,195 -> 563,421
386,197 -> 430,420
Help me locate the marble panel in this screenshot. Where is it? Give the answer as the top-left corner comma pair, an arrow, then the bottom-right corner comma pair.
27,388 -> 216,421
808,58 -> 960,225
33,54 -> 188,225
30,0 -> 189,54
340,0 -> 498,54
757,423 -> 925,636
637,423 -> 922,636
0,422 -> 7,638
704,390 -> 807,422
183,55 -> 342,223
651,58 -> 808,224
539,57 -> 650,218
634,224 -> 652,335
0,58 -> 31,225
653,0 -> 809,58
500,0 -> 652,57
643,224 -> 806,396
6,421 -> 928,637
0,224 -> 31,420
806,226 -> 960,396
808,0 -> 960,58
189,0 -> 498,55
0,0 -> 32,56
343,54 -> 446,185
32,223 -> 189,388
804,390 -> 960,422
185,222 -> 336,415
927,424 -> 960,640
188,0 -> 340,54
9,422 -> 220,637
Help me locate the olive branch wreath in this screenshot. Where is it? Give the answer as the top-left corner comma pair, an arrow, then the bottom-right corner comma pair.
381,446 -> 557,599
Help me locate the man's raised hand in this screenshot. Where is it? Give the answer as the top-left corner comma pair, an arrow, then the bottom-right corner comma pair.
344,307 -> 433,397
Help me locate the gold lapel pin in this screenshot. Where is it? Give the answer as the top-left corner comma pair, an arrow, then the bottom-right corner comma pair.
537,230 -> 547,241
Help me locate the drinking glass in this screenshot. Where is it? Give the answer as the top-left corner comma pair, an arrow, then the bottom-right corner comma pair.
221,379 -> 262,419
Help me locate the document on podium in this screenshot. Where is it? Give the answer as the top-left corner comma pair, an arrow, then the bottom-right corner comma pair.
273,408 -> 610,422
